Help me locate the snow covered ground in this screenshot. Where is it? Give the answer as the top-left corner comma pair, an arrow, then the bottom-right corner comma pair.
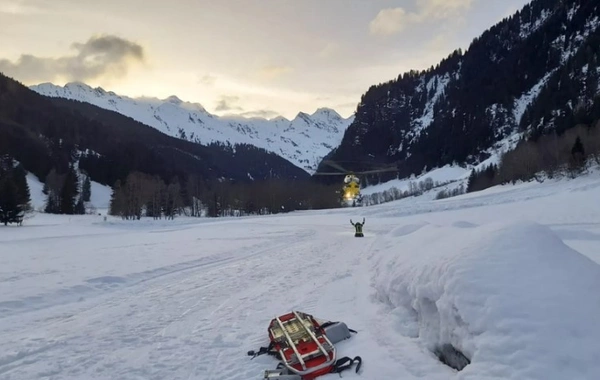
2,172 -> 600,379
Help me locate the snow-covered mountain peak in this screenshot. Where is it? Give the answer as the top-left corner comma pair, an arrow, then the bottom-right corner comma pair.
294,107 -> 346,125
271,116 -> 290,123
30,82 -> 354,174
164,95 -> 183,105
312,107 -> 343,120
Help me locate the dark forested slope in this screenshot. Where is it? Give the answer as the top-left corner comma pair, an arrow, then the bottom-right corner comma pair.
321,0 -> 600,179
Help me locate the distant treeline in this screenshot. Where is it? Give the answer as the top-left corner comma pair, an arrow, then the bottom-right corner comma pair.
108,172 -> 342,219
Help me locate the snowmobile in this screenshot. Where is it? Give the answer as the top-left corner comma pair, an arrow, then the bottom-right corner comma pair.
248,311 -> 362,379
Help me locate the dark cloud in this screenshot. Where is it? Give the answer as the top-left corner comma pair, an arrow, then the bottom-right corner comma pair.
0,34 -> 145,83
215,95 -> 243,112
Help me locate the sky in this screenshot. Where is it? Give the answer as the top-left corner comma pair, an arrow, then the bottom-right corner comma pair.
0,0 -> 531,120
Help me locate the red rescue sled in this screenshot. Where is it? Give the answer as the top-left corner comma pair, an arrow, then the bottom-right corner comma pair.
248,310 -> 362,380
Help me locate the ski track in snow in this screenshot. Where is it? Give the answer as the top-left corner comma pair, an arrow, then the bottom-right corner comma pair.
2,172 -> 600,379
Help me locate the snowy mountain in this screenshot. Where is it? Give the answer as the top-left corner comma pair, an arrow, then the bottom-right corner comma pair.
0,72 -> 311,200
30,82 -> 355,175
324,0 -> 600,180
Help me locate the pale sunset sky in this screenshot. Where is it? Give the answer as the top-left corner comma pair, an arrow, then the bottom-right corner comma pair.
0,0 -> 531,119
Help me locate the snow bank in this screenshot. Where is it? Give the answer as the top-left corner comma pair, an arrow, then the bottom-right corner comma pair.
373,220 -> 600,380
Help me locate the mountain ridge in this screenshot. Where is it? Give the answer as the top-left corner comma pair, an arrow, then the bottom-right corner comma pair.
0,72 -> 310,193
30,82 -> 355,175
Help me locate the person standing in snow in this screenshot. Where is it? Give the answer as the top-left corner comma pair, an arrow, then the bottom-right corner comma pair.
350,218 -> 365,237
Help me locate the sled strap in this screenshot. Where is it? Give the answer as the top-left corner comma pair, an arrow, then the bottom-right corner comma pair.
248,341 -> 275,359
331,356 -> 362,376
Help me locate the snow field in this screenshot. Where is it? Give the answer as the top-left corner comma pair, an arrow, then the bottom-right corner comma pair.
1,171 -> 600,379
372,220 -> 600,379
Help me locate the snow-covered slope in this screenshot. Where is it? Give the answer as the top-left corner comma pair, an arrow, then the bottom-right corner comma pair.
2,170 -> 600,379
26,172 -> 113,212
30,82 -> 354,174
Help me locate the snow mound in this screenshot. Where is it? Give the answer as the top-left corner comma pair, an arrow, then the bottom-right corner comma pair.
373,220 -> 600,380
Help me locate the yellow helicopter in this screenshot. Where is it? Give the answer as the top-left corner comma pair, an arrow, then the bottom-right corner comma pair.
314,160 -> 398,207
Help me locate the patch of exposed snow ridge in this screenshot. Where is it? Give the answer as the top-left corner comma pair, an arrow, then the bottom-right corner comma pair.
30,82 -> 354,175
411,73 -> 450,138
519,8 -> 551,39
513,70 -> 555,125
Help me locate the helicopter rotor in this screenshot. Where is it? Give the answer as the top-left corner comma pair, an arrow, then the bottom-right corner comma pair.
313,160 -> 397,176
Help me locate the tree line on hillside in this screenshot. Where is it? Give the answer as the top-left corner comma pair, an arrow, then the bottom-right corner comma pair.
108,172 -> 342,219
466,121 -> 600,193
0,155 -> 32,225
357,114 -> 600,206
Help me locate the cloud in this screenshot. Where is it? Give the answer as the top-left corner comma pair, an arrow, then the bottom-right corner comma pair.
335,102 -> 359,110
199,74 -> 216,85
369,8 -> 415,36
418,0 -> 475,19
369,0 -> 475,36
0,34 -> 145,83
318,42 -> 340,59
257,64 -> 293,79
0,1 -> 45,15
238,110 -> 280,119
215,95 -> 243,112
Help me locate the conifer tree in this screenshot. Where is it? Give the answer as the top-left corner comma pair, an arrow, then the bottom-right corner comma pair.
74,197 -> 86,214
60,165 -> 79,214
0,158 -> 31,225
13,164 -> 31,212
0,176 -> 21,225
82,175 -> 91,202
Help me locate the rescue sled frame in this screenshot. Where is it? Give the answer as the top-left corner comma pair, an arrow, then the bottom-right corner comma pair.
249,310 -> 362,380
269,311 -> 336,376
